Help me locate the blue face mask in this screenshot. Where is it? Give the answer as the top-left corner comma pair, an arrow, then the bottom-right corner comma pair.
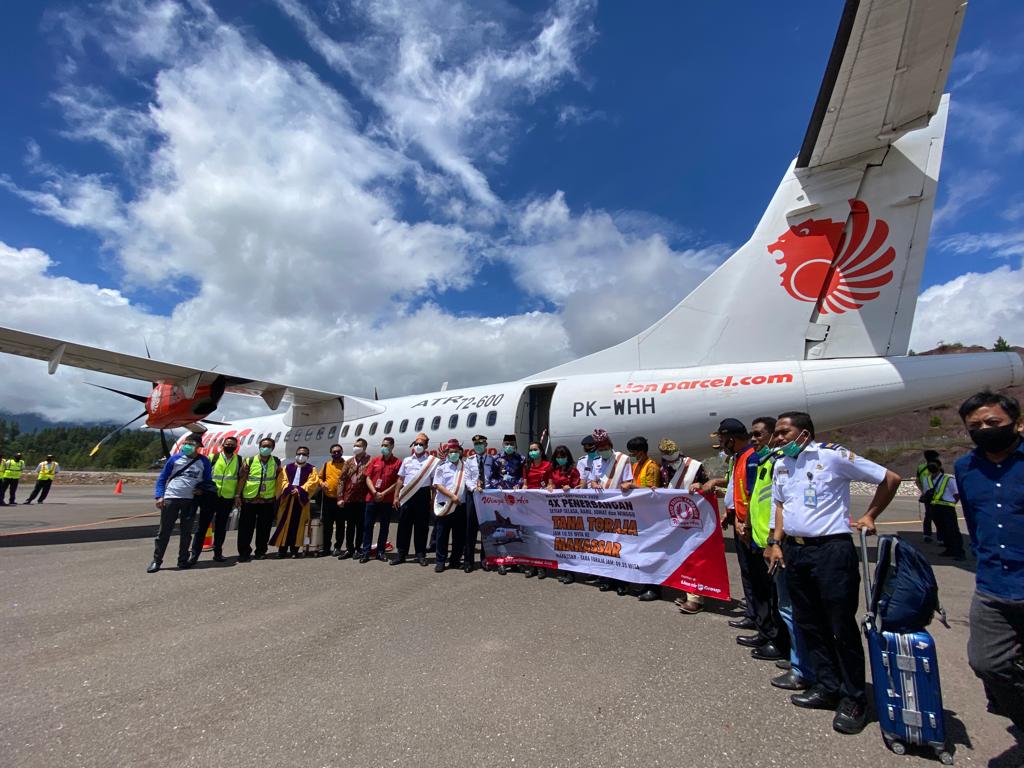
259,446 -> 273,457
555,456 -> 568,466
587,450 -> 597,460
181,444 -> 196,457
756,446 -> 770,459
782,431 -> 809,458
503,445 -> 515,455
382,446 -> 392,457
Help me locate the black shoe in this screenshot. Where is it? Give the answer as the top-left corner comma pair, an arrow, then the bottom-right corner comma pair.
832,698 -> 868,734
751,642 -> 785,661
616,585 -> 631,596
728,617 -> 757,630
771,670 -> 809,691
277,551 -> 290,559
497,565 -> 508,575
537,569 -> 547,580
177,560 -> 190,570
254,553 -> 267,560
374,554 -> 386,561
146,561 -> 160,573
238,555 -> 251,563
187,554 -> 200,567
524,567 -> 537,578
737,633 -> 769,648
558,573 -> 575,584
417,556 -> 429,567
637,589 -> 659,602
389,557 -> 406,566
359,555 -> 371,563
449,561 -> 463,570
791,687 -> 840,711
598,581 -> 613,592
775,659 -> 792,671
435,563 -> 445,573
212,552 -> 226,563
23,500 -> 32,504
338,550 -> 353,560
463,564 -> 474,573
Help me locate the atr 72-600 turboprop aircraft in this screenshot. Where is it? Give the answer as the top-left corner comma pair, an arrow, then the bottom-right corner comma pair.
0,0 -> 1020,462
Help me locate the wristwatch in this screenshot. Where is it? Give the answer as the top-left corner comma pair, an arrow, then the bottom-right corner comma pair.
766,537 -> 783,546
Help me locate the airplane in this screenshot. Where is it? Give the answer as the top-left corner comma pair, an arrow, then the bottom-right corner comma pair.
0,0 -> 1020,466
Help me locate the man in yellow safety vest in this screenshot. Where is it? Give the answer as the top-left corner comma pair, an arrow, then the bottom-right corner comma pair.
188,435 -> 242,564
25,454 -> 60,504
2,451 -> 27,505
235,436 -> 283,561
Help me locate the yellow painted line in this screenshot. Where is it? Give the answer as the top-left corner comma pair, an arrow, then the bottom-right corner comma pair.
0,511 -> 159,537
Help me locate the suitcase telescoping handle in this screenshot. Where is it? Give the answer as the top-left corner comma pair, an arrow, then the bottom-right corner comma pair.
859,527 -> 876,631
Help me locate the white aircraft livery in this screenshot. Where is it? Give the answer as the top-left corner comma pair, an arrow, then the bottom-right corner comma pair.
1,0 -> 1020,463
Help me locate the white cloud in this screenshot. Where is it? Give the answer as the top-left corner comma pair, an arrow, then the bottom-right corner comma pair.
940,229 -> 1024,260
951,47 -> 1023,89
910,260 -> 1024,350
931,170 -> 997,228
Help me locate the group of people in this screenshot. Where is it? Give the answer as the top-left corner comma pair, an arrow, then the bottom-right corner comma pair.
148,389 -> 1023,742
0,452 -> 60,506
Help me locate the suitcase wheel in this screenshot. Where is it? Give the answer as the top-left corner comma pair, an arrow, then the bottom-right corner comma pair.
936,749 -> 953,765
889,740 -> 907,756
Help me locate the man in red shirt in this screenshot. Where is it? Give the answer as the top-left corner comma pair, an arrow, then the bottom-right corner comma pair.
359,437 -> 401,563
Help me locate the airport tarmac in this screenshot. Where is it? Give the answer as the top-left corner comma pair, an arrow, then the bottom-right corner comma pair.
0,487 -> 1019,768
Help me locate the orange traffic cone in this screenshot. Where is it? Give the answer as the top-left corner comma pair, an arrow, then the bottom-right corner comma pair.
202,525 -> 214,551
114,479 -> 124,495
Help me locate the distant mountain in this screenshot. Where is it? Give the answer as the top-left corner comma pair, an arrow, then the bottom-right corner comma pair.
0,411 -> 109,433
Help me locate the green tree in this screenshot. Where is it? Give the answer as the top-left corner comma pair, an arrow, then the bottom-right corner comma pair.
994,336 -> 1012,352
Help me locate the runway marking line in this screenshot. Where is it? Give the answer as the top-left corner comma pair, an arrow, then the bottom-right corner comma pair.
0,511 -> 159,537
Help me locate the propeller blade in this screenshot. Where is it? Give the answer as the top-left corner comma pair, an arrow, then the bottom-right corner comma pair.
374,387 -> 379,401
144,338 -> 152,359
200,418 -> 231,426
87,382 -> 149,404
89,411 -> 148,457
160,429 -> 171,459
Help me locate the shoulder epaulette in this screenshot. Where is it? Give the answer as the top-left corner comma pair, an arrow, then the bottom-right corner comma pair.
818,442 -> 846,451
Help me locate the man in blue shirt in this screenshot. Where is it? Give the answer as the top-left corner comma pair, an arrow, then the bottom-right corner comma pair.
151,433 -> 213,573
956,391 -> 1024,734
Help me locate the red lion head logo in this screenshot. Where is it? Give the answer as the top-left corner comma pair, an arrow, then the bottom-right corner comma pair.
767,199 -> 895,315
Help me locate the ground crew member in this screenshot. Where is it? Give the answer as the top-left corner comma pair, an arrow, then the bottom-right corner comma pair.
928,460 -> 965,561
150,434 -> 212,573
716,419 -> 759,631
0,451 -> 6,506
25,454 -> 60,504
235,437 -> 283,562
916,449 -> 940,542
765,411 -> 900,735
955,391 -> 1024,735
188,436 -> 241,564
2,451 -> 26,504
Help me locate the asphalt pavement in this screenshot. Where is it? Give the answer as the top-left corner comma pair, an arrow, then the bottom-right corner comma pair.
0,487 -> 1020,768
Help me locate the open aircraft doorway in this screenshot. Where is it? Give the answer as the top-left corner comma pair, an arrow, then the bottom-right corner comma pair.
515,384 -> 556,450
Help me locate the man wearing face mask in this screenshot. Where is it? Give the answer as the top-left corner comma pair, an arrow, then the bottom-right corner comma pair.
576,435 -> 603,488
270,445 -> 321,558
589,429 -> 634,492
715,418 -> 760,631
494,434 -> 526,490
431,439 -> 479,573
659,438 -> 712,613
338,438 -> 370,559
236,437 -> 284,562
391,433 -> 438,566
955,391 -> 1024,736
765,411 -> 900,735
187,435 -> 241,564
465,434 -> 498,573
319,443 -> 347,557
150,434 -> 213,573
360,437 -> 401,563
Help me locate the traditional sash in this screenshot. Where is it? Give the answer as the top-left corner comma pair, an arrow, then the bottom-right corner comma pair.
602,453 -> 628,489
398,455 -> 438,506
667,457 -> 703,490
434,462 -> 466,517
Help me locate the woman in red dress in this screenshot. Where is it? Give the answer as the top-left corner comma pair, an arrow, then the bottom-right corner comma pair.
522,442 -> 553,579
550,445 -> 581,583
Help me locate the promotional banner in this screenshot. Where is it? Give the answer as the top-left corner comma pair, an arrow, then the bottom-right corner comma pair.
473,489 -> 731,601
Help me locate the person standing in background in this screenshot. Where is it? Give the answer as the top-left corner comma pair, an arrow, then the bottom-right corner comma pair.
25,454 -> 60,504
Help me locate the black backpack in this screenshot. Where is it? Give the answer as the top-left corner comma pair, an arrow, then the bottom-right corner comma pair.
869,535 -> 948,633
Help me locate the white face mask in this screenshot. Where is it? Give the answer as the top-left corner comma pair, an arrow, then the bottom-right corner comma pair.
295,455 -> 308,464
353,446 -> 365,456
413,445 -> 426,456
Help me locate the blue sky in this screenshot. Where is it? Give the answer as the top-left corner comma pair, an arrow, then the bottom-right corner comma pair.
0,0 -> 1022,421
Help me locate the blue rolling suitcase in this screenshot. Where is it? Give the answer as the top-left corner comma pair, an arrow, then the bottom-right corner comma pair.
859,530 -> 953,764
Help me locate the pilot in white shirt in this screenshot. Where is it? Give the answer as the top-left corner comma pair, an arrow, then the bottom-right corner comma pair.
763,412 -> 900,737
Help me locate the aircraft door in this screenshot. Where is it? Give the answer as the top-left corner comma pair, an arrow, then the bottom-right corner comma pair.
515,384 -> 556,452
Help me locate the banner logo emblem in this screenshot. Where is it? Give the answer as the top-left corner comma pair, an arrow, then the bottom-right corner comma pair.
668,496 -> 700,529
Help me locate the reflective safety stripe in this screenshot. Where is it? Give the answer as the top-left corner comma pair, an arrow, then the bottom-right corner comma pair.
242,456 -> 278,499
37,462 -> 57,480
748,456 -> 779,548
931,474 -> 956,507
212,453 -> 240,498
3,459 -> 26,479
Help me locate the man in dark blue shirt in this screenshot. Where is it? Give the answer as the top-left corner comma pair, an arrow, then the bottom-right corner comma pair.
955,390 -> 1024,734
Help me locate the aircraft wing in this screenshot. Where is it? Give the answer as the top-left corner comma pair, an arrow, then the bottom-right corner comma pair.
796,0 -> 966,168
0,325 -> 384,416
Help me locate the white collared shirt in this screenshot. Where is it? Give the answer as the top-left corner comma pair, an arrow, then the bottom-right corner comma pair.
399,452 -> 436,483
432,458 -> 479,503
771,442 -> 887,537
577,454 -> 603,485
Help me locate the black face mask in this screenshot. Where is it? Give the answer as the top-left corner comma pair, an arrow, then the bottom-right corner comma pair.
224,445 -> 236,454
970,424 -> 1021,454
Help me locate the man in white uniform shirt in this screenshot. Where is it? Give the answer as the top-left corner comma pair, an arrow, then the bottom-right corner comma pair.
391,432 -> 437,567
576,435 -> 602,487
764,411 -> 900,736
432,439 -> 479,573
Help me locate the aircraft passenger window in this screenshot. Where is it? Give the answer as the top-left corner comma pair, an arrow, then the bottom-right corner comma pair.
274,432 -> 281,442
341,425 -> 350,438
448,414 -> 458,429
327,426 -> 336,439
305,429 -> 314,440
399,419 -> 408,433
384,420 -> 393,434
355,423 -> 363,436
431,416 -> 441,431
257,433 -> 264,444
248,434 -> 255,445
369,422 -> 378,435
282,431 -> 289,442
316,427 -> 325,440
466,412 -> 477,428
415,418 -> 424,432
486,410 -> 497,427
